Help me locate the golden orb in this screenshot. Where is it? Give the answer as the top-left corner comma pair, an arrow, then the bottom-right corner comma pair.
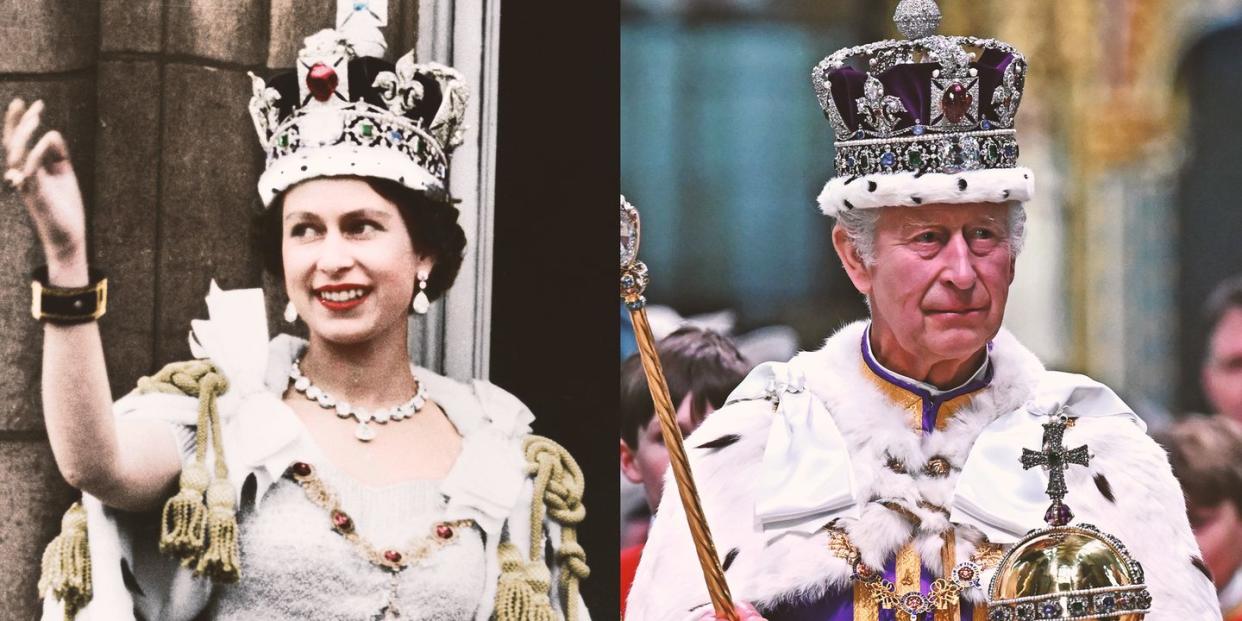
987,523 -> 1151,620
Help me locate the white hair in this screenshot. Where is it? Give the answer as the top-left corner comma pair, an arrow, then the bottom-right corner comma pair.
834,202 -> 1027,266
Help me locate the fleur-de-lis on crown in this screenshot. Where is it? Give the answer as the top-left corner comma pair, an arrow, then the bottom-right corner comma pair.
372,52 -> 470,151
372,53 -> 425,116
855,74 -> 905,137
991,60 -> 1024,128
247,72 -> 283,147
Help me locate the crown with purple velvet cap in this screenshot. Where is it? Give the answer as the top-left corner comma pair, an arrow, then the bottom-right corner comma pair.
812,0 -> 1034,216
246,0 -> 468,207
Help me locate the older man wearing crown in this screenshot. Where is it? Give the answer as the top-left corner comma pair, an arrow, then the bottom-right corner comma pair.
626,3 -> 1220,621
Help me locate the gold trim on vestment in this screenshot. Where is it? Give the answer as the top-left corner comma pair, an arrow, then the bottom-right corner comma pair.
859,361 -> 981,433
935,530 -> 959,621
850,355 -> 991,621
896,544 -> 920,596
853,580 -> 879,620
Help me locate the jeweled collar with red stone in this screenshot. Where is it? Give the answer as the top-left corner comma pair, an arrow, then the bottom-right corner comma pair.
861,324 -> 994,433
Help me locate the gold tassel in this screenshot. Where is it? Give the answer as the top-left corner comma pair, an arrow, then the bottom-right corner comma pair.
195,478 -> 240,583
38,502 -> 92,620
494,541 -> 555,621
140,360 -> 239,583
159,462 -> 209,564
520,435 -> 589,621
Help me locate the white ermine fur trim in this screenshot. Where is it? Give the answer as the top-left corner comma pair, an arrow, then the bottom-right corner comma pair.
625,321 -> 1219,621
817,167 -> 1035,216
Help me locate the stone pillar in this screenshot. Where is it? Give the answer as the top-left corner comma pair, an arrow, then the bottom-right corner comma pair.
0,1 -> 101,613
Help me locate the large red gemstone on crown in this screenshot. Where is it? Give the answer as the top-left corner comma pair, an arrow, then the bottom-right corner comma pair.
306,63 -> 339,102
435,523 -> 454,539
941,83 -> 972,123
383,550 -> 402,563
290,461 -> 312,477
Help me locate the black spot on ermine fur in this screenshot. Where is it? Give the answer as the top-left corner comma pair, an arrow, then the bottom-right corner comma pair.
695,434 -> 741,451
1192,555 -> 1213,581
1093,473 -> 1115,503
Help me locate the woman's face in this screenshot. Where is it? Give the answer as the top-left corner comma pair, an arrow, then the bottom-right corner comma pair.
281,177 -> 431,345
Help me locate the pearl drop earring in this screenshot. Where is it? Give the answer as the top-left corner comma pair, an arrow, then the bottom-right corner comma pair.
412,270 -> 430,314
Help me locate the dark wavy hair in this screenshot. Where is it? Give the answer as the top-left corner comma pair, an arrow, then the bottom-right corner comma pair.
1154,416 -> 1242,516
619,327 -> 752,449
254,176 -> 467,304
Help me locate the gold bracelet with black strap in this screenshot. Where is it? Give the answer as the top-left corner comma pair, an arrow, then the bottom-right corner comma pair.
30,266 -> 107,324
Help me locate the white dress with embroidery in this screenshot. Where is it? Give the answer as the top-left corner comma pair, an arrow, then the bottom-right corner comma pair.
206,432 -> 486,619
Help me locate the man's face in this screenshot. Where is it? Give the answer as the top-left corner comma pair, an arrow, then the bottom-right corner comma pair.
1189,499 -> 1242,589
620,394 -> 715,512
1204,307 -> 1242,420
835,202 -> 1016,376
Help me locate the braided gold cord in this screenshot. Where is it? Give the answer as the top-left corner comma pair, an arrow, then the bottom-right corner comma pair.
525,435 -> 590,621
495,436 -> 591,621
139,360 -> 239,582
629,308 -> 736,620
136,360 -> 223,464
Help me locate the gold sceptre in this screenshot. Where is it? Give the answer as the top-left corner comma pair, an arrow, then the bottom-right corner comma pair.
620,195 -> 737,620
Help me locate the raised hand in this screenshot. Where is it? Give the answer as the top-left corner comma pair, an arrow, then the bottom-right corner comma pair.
3,99 -> 87,278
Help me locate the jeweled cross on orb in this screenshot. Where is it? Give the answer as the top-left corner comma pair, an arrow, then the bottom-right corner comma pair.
1020,412 -> 1090,526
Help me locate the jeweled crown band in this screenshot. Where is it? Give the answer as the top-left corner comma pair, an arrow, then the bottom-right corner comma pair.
834,129 -> 1018,177
265,104 -> 448,182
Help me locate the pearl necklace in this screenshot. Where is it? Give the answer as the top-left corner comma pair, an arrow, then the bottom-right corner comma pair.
289,359 -> 428,442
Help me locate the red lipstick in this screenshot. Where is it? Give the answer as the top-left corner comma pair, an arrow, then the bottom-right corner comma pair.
314,284 -> 370,312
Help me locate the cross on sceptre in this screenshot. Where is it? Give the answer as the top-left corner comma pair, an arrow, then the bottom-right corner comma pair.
1020,413 -> 1090,526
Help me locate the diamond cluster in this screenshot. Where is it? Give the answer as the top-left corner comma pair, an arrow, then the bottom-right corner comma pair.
986,586 -> 1152,621
834,131 -> 1018,178
266,104 -> 448,183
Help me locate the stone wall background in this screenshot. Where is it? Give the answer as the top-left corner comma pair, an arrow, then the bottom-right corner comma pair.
0,1 -> 422,616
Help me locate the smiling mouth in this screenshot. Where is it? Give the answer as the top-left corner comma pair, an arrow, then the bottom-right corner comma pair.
315,287 -> 370,311
927,308 -> 985,315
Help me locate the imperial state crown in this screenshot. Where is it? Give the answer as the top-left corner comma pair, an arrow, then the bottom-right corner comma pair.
246,0 -> 468,206
813,0 -> 1034,215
